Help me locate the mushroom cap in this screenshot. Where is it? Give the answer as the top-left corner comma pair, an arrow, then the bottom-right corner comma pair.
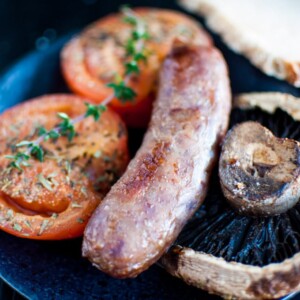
161,93 -> 300,300
219,121 -> 300,216
234,92 -> 300,122
161,246 -> 300,300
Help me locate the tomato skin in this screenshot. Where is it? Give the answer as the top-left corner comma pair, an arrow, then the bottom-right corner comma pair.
0,94 -> 129,240
61,8 -> 212,127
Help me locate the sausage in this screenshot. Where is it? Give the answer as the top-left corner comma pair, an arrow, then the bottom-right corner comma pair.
82,43 -> 231,278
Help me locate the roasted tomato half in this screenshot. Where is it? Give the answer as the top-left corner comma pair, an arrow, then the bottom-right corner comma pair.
61,8 -> 212,127
0,94 -> 129,240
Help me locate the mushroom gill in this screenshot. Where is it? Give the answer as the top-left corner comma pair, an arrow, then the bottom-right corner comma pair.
160,93 -> 300,299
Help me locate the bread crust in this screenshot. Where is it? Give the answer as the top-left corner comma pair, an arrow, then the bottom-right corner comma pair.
179,0 -> 300,87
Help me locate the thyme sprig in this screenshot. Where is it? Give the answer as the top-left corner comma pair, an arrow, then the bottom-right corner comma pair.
108,6 -> 149,101
5,6 -> 149,171
5,103 -> 106,170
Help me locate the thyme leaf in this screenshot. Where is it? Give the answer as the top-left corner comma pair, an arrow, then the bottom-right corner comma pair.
5,152 -> 30,170
39,219 -> 50,235
107,81 -> 137,103
4,5 -> 149,171
57,113 -> 76,142
13,223 -> 22,232
37,174 -> 53,191
85,103 -> 106,121
30,144 -> 44,162
71,202 -> 83,208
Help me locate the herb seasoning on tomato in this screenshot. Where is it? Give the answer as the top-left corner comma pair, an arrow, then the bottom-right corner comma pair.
0,95 -> 129,240
61,8 -> 212,127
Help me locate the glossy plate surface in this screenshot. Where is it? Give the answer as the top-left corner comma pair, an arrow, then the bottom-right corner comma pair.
0,11 -> 299,300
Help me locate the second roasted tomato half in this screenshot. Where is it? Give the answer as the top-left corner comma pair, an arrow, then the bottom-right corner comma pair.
0,94 -> 129,240
61,8 -> 212,127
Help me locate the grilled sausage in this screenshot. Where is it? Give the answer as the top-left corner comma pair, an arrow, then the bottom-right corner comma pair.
82,44 -> 231,278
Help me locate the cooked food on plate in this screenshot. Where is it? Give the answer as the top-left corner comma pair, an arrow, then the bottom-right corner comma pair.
82,42 -> 231,278
219,121 -> 300,216
161,92 -> 300,299
0,95 -> 129,240
1,4 -> 300,299
179,0 -> 300,87
61,8 -> 212,127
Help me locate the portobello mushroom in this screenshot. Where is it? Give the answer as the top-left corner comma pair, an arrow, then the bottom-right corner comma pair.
219,121 -> 300,216
160,92 -> 300,299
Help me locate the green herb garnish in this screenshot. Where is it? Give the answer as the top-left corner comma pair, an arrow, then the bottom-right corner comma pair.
13,223 -> 22,232
37,174 -> 54,191
5,6 -> 149,175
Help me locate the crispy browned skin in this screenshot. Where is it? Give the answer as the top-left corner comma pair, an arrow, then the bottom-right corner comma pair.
82,44 -> 231,278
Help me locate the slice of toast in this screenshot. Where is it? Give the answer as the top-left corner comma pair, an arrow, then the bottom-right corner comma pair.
179,0 -> 300,87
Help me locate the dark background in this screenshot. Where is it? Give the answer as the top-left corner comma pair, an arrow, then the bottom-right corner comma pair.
0,0 -> 177,73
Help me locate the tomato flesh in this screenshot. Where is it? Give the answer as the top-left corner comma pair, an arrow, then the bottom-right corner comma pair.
61,8 -> 212,127
0,94 -> 129,240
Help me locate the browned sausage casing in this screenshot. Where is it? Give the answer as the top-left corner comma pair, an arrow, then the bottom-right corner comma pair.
82,44 -> 231,278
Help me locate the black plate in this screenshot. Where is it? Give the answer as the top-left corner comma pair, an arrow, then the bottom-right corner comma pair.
0,4 -> 300,300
